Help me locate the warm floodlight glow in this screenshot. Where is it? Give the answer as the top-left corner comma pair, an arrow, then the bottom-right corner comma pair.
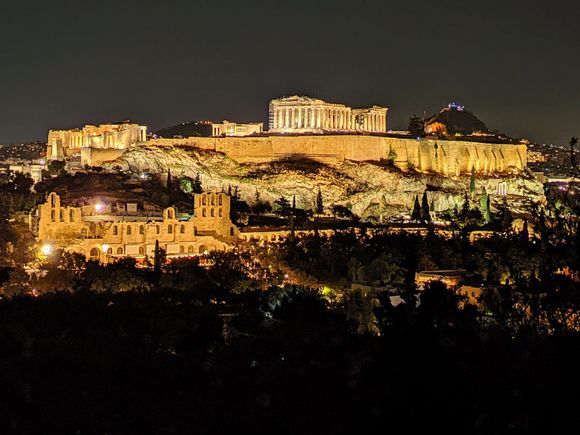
40,244 -> 53,256
94,202 -> 104,213
101,244 -> 110,252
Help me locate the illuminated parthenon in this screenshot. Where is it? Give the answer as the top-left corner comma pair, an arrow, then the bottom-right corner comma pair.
268,96 -> 387,134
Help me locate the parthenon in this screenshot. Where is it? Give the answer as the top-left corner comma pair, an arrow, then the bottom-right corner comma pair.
268,96 -> 387,133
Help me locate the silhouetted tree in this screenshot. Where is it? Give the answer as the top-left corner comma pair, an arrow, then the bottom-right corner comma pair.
316,188 -> 324,215
411,195 -> 421,221
420,192 -> 431,223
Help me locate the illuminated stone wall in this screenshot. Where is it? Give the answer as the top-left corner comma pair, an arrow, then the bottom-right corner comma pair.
139,135 -> 527,175
35,192 -> 238,262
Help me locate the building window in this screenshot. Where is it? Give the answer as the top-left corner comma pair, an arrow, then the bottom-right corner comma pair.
218,196 -> 223,206
117,247 -> 123,255
202,196 -> 207,205
139,225 -> 144,235
50,194 -> 56,207
168,225 -> 173,234
156,225 -> 160,234
180,224 -> 185,234
69,210 -> 74,222
90,247 -> 100,260
127,226 -> 132,235
139,246 -> 145,255
218,208 -> 222,217
187,245 -> 194,253
193,226 -> 197,236
202,208 -> 206,217
180,245 -> 185,253
211,208 -> 215,217
51,210 -> 55,222
113,225 -> 118,235
59,209 -> 65,222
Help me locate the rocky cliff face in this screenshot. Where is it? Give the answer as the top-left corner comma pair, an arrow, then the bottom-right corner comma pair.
106,145 -> 544,220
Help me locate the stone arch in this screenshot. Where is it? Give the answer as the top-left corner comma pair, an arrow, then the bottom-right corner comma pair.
117,247 -> 123,255
187,245 -> 194,254
199,245 -> 208,254
89,247 -> 100,260
50,193 -> 56,207
179,245 -> 185,253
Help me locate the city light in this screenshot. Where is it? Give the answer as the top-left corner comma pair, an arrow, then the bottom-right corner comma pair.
40,244 -> 53,256
101,244 -> 110,252
94,202 -> 104,213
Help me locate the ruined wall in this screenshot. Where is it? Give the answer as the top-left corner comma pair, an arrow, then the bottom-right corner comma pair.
101,135 -> 526,175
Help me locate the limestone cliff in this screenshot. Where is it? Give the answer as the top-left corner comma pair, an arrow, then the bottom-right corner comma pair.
105,145 -> 544,220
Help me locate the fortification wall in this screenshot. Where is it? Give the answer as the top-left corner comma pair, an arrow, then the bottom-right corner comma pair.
112,135 -> 527,175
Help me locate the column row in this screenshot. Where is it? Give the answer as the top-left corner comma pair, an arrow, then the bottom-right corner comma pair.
274,107 -> 356,130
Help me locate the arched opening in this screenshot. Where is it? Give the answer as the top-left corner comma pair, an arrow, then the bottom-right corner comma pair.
211,196 -> 215,205
139,225 -> 144,235
218,196 -> 223,206
50,210 -> 55,222
59,209 -> 64,222
139,246 -> 145,255
168,225 -> 173,234
127,226 -> 132,235
112,225 -> 118,235
180,224 -> 185,234
89,247 -> 100,260
202,196 -> 207,205
180,245 -> 185,253
210,208 -> 215,217
202,208 -> 206,217
218,208 -> 222,217
50,194 -> 56,207
117,247 -> 123,255
187,245 -> 194,253
199,245 -> 208,254
107,247 -> 113,255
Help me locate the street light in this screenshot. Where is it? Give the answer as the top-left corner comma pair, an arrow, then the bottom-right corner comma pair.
94,202 -> 104,213
40,244 -> 52,256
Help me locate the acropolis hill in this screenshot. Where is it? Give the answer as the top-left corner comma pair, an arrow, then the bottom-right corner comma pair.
74,97 -> 528,176
48,97 -> 541,219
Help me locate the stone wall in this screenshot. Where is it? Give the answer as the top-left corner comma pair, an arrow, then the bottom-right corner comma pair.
138,135 -> 527,175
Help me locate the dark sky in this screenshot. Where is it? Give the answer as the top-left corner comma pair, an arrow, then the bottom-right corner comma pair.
0,0 -> 578,145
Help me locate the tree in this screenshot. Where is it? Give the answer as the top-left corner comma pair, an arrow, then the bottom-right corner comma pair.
153,239 -> 166,272
480,187 -> 491,223
469,166 -> 476,194
420,192 -> 431,223
411,195 -> 421,221
274,196 -> 292,217
408,115 -> 424,137
316,188 -> 324,215
192,173 -> 202,193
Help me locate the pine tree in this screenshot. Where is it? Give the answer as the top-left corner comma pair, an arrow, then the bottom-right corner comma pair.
316,188 -> 324,215
192,173 -> 202,193
483,195 -> 491,223
420,191 -> 431,223
480,187 -> 490,223
153,239 -> 165,272
411,195 -> 421,221
469,166 -> 476,193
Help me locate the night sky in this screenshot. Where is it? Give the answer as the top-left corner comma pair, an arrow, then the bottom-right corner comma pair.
0,0 -> 578,145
